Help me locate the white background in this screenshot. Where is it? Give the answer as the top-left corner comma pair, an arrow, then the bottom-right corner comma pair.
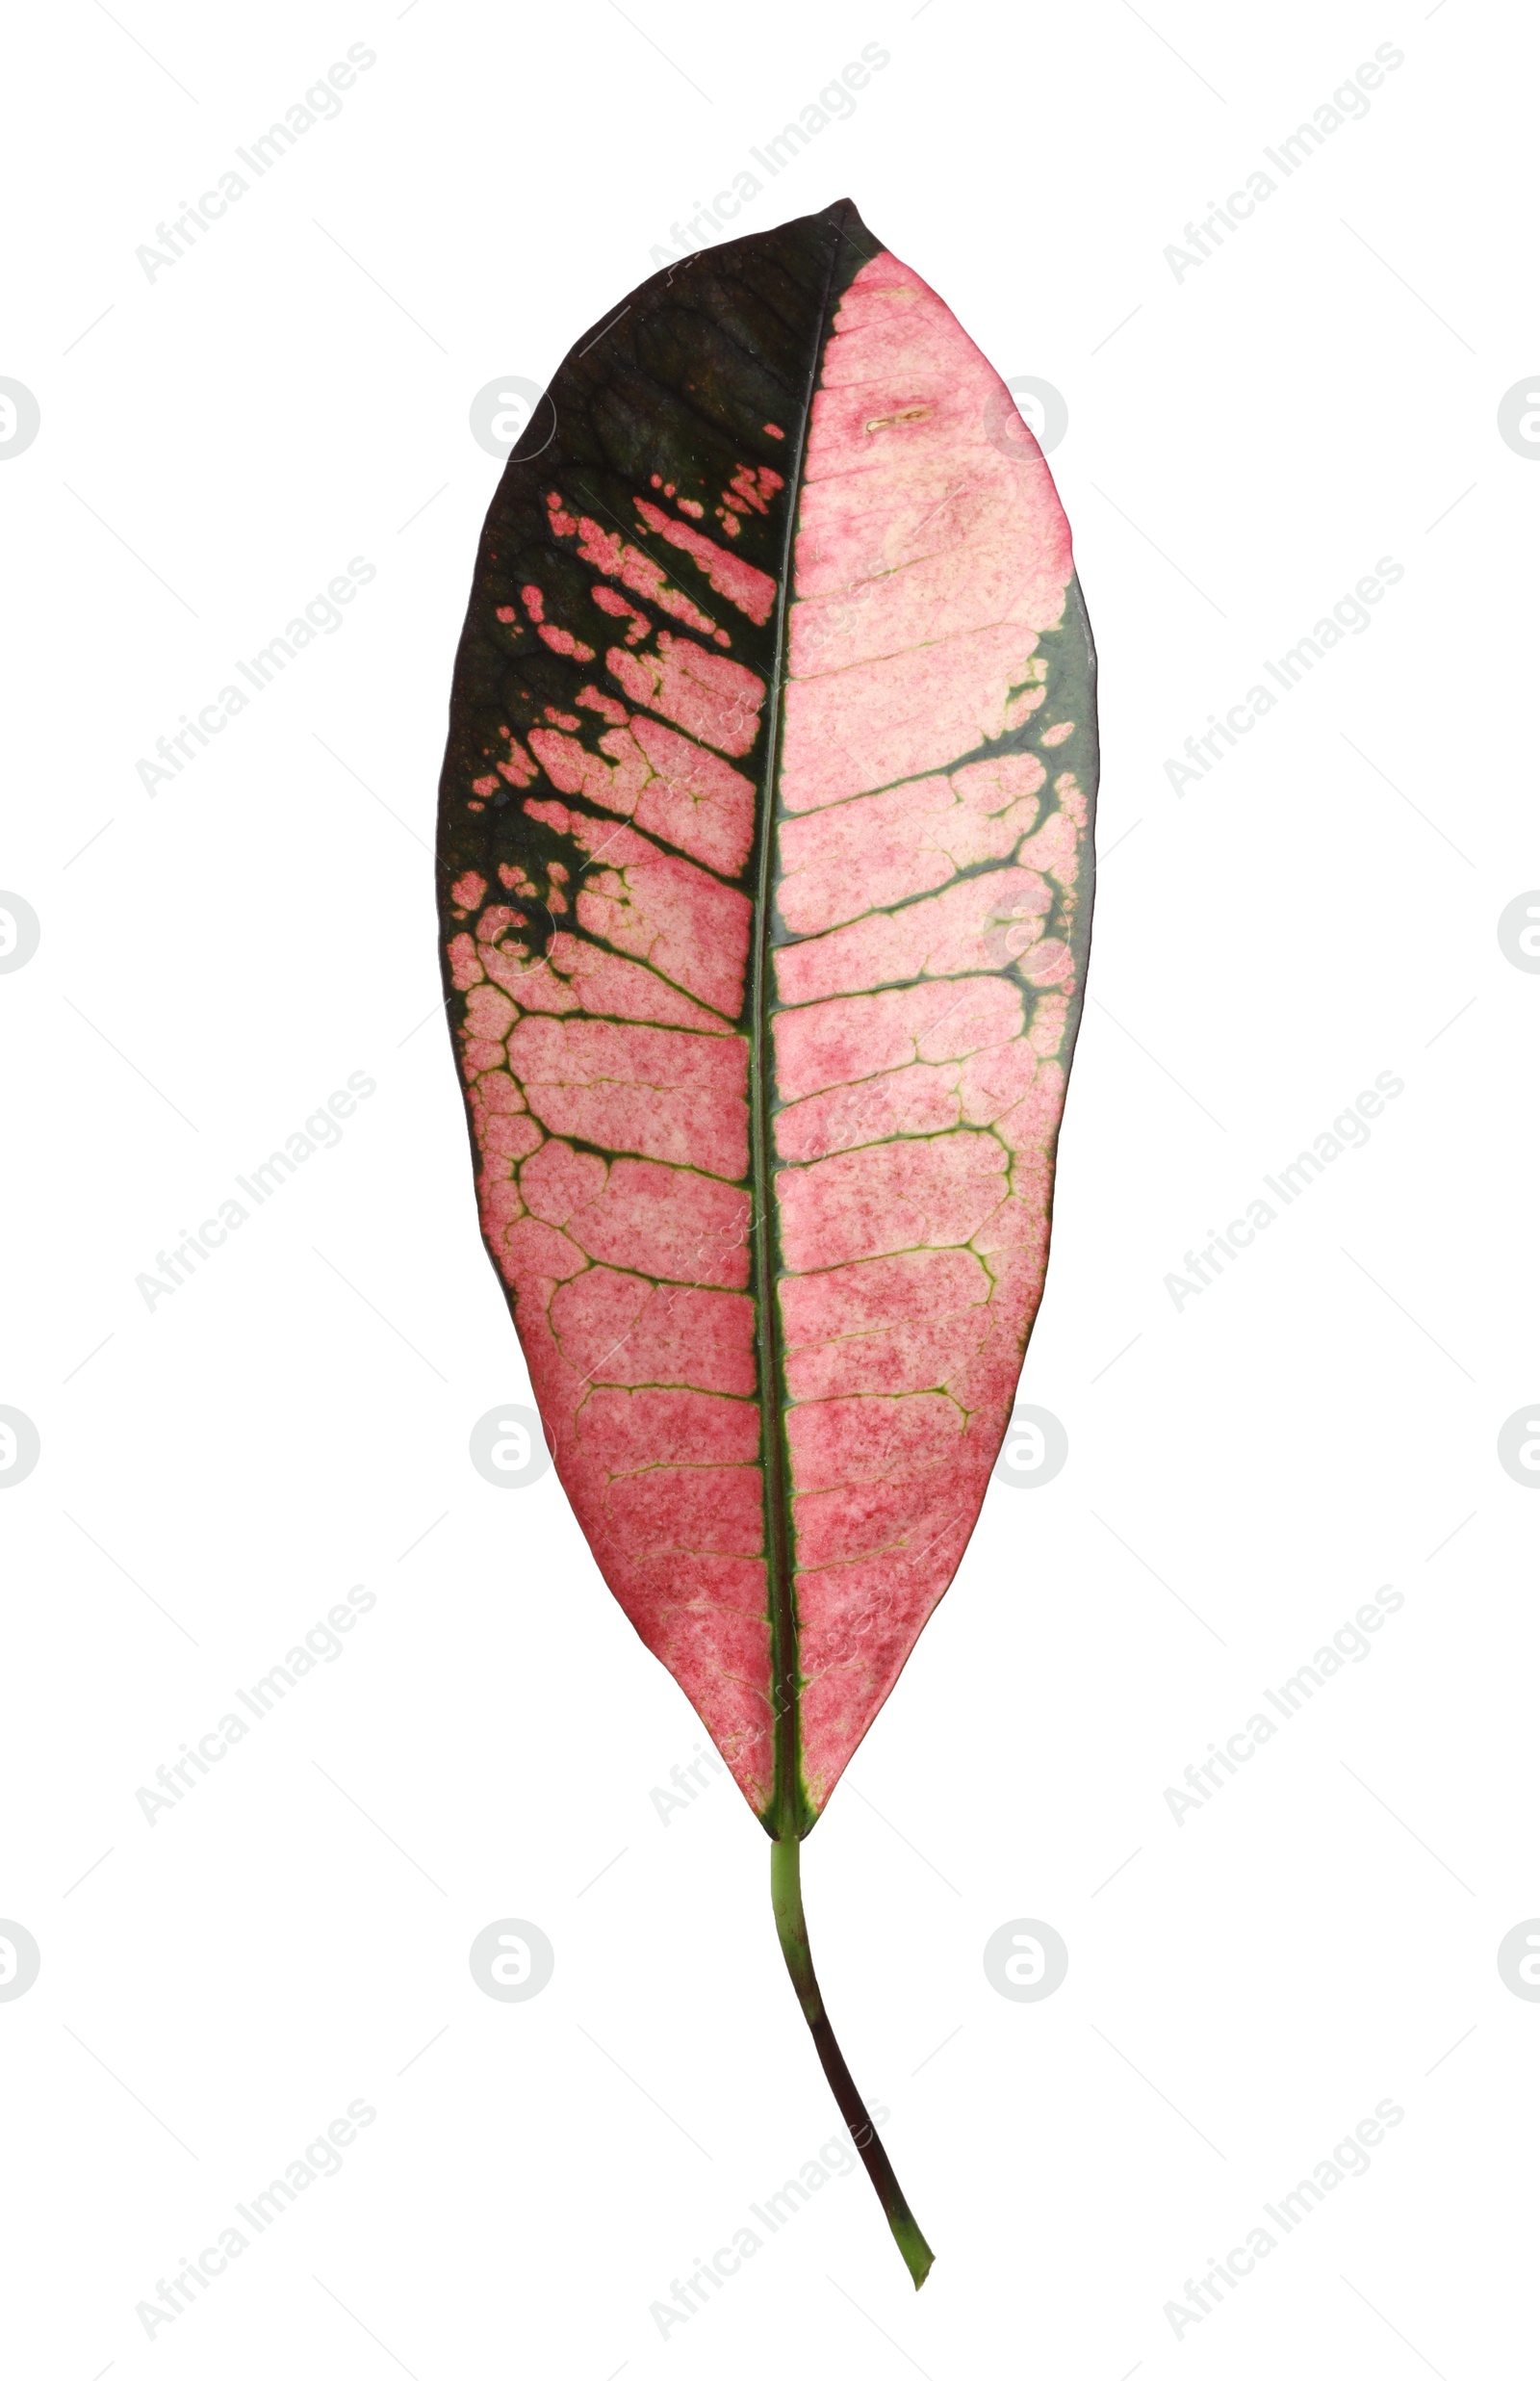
3,2 -> 1535,2373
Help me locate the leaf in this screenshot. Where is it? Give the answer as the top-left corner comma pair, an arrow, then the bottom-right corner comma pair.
437,198 -> 1096,2282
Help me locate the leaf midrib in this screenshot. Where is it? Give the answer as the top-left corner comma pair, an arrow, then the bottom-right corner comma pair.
750,205 -> 860,1842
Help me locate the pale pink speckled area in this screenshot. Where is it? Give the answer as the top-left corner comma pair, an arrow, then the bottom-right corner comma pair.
770,249 -> 1082,1813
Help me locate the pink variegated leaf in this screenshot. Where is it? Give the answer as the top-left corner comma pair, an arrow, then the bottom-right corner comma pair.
437,199 -> 1095,2282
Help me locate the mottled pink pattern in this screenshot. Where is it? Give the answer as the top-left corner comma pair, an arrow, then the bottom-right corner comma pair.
771,249 -> 1084,1813
526,713 -> 756,878
607,635 -> 765,757
450,243 -> 1084,1824
480,927 -> 733,1034
508,1016 -> 748,1176
781,261 -> 1071,815
776,866 -> 1054,1006
777,756 -> 1044,935
631,499 -> 777,625
456,593 -> 774,1799
517,802 -> 750,1020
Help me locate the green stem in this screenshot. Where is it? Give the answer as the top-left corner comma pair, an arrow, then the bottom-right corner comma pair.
770,1833 -> 935,2289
